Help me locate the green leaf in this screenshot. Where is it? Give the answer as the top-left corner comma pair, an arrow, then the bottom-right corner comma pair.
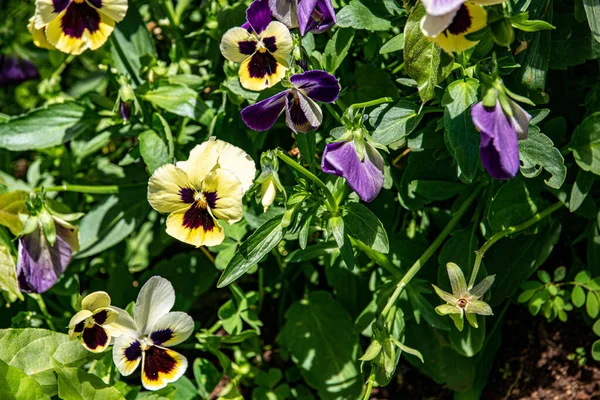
510,13 -> 556,32
0,245 -> 23,300
0,190 -> 28,235
0,329 -> 91,396
593,319 -> 600,337
380,33 -> 404,54
336,0 -> 392,31
519,125 -> 566,189
404,4 -> 453,103
442,79 -> 480,182
517,2 -> 552,91
538,270 -> 551,283
553,266 -> 567,282
52,359 -> 125,400
0,102 -> 97,151
571,113 -> 600,175
322,28 -> 355,73
194,358 -> 221,399
572,286 -> 586,308
218,215 -> 284,287
143,85 -> 213,125
0,358 -> 49,400
406,286 -> 451,330
280,292 -> 362,400
592,339 -> 600,361
343,203 -> 389,253
110,2 -> 156,86
138,130 -> 169,174
329,216 -> 355,270
487,178 -> 539,231
583,0 -> 600,43
449,317 -> 486,358
76,189 -> 150,258
368,100 -> 423,148
587,291 -> 600,318
576,270 -> 592,284
570,170 -> 595,212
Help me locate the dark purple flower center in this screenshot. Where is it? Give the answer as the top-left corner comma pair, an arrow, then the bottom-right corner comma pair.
247,51 -> 278,80
93,310 -> 108,324
88,0 -> 102,8
150,328 -> 174,345
446,5 -> 472,35
143,346 -> 177,381
179,188 -> 219,231
52,0 -> 70,13
262,36 -> 277,53
61,1 -> 101,39
239,40 -> 258,55
82,324 -> 108,350
286,92 -> 312,133
73,321 -> 85,333
124,340 -> 142,361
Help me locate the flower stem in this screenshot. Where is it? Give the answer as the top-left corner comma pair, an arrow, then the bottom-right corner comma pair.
324,103 -> 342,123
30,293 -> 56,331
467,201 -> 564,290
36,183 -> 145,194
347,97 -> 394,118
276,150 -> 338,213
379,184 -> 484,319
363,369 -> 376,400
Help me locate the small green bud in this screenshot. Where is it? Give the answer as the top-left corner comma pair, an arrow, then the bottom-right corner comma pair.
491,18 -> 515,48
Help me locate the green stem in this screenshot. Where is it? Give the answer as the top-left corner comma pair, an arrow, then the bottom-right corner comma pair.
351,237 -> 401,279
421,107 -> 444,114
160,0 -> 188,59
51,54 -> 75,79
379,184 -> 484,319
467,201 -> 564,290
30,294 -> 56,331
324,103 -> 342,123
363,369 -> 376,400
347,97 -> 394,118
36,183 -> 145,194
276,150 -> 338,213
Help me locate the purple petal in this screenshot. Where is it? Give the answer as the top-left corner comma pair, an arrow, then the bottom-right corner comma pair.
297,0 -> 319,35
306,0 -> 336,34
0,56 -> 39,86
17,227 -> 72,294
241,91 -> 287,131
284,90 -> 322,133
269,0 -> 298,28
471,101 -> 520,180
290,70 -> 340,103
321,140 -> 384,202
246,0 -> 273,35
508,99 -> 532,140
422,0 -> 466,17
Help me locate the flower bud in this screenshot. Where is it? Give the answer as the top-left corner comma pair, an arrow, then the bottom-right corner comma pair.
260,178 -> 277,213
490,18 -> 515,48
120,101 -> 132,122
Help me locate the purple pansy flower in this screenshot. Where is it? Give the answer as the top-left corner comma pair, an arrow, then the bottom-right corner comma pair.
269,0 -> 336,35
322,139 -> 385,203
471,99 -> 531,180
17,219 -> 78,293
0,56 -> 39,86
241,70 -> 340,133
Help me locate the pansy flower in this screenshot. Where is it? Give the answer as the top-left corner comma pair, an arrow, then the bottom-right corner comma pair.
241,70 -> 339,133
112,276 -> 194,391
220,0 -> 293,91
0,56 -> 39,86
420,1 -> 492,53
269,0 -> 336,35
33,0 -> 128,55
148,137 -> 256,247
322,135 -> 385,203
68,291 -> 119,353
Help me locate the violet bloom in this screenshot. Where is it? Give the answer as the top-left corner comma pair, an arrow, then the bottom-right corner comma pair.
241,70 -> 340,133
0,56 -> 39,86
17,221 -> 78,293
322,139 -> 385,203
269,0 -> 336,35
471,99 -> 531,180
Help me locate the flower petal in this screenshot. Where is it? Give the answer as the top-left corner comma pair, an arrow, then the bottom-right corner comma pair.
508,99 -> 532,140
446,262 -> 468,297
166,207 -> 225,247
269,0 -> 298,28
149,311 -> 194,347
239,51 -> 287,91
17,227 -> 72,294
422,0 -> 465,17
420,8 -> 458,37
86,0 -> 127,23
81,324 -> 111,353
220,27 -> 257,63
241,91 -> 287,131
471,101 -> 520,180
105,306 -> 139,338
467,299 -> 493,316
321,141 -> 384,203
260,21 -> 293,62
469,275 -> 495,299
297,0 -> 319,35
81,291 -> 111,311
305,0 -> 336,34
246,0 -> 272,35
113,336 -> 142,376
34,0 -> 71,29
28,17 -> 56,50
290,70 -> 340,103
431,3 -> 487,53
148,164 -> 193,214
284,91 -> 322,133
0,56 -> 39,86
212,138 -> 257,194
202,169 -> 244,224
92,307 -> 118,325
142,346 -> 188,391
175,141 -> 220,190
135,276 -> 175,336
432,285 -> 457,305
68,309 -> 92,337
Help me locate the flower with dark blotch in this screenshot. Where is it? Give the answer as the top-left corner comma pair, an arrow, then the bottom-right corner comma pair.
220,0 -> 292,91
32,0 -> 128,55
420,0 -> 496,53
112,276 -> 194,391
68,291 -> 121,353
0,56 -> 39,86
147,138 -> 256,247
471,98 -> 531,180
433,262 -> 495,331
322,137 -> 385,203
17,217 -> 78,294
269,0 -> 336,35
241,70 -> 339,133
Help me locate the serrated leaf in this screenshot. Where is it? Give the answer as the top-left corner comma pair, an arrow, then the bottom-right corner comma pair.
519,125 -> 566,189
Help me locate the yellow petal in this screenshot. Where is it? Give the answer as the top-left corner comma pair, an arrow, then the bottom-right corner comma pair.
432,3 -> 487,53
82,291 -> 111,311
211,138 -> 256,193
260,21 -> 293,62
28,17 -> 55,50
175,141 -> 220,190
34,0 -> 66,29
148,164 -> 193,214
92,307 -> 119,326
141,346 -> 188,391
202,169 -> 244,224
166,207 -> 225,247
239,53 -> 287,91
87,0 -> 128,23
220,27 -> 257,63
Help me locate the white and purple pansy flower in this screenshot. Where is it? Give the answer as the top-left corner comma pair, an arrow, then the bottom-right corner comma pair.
471,98 -> 531,180
220,0 -> 293,91
33,0 -> 128,55
269,0 -> 336,35
112,276 -> 194,391
241,70 -> 340,133
322,137 -> 385,203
